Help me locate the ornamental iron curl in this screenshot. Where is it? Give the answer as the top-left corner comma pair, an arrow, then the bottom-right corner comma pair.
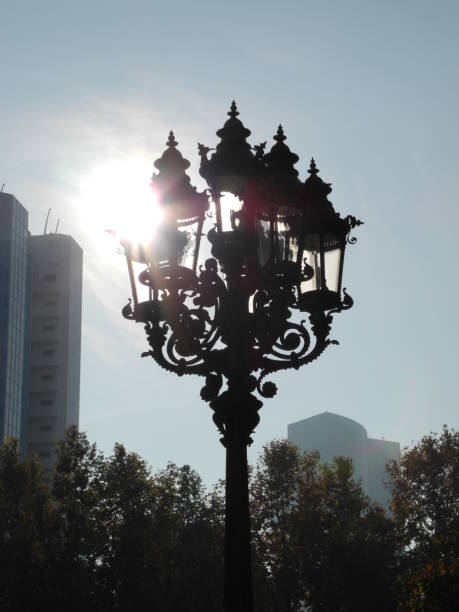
122,250 -> 354,410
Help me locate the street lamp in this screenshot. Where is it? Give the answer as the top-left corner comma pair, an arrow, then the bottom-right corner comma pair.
121,103 -> 361,612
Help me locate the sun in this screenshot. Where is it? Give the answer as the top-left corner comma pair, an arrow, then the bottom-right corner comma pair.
78,157 -> 163,246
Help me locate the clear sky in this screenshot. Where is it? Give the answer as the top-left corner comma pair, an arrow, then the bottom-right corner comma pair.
1,0 -> 458,485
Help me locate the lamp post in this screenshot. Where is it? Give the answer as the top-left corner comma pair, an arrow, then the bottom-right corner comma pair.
121,103 -> 361,611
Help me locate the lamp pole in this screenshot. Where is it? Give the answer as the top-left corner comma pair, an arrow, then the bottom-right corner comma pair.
120,102 -> 361,611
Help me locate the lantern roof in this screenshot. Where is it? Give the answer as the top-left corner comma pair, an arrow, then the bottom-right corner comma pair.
303,158 -> 347,234
304,158 -> 332,197
216,100 -> 251,141
152,131 -> 208,221
199,101 -> 260,191
264,125 -> 300,182
154,131 -> 191,174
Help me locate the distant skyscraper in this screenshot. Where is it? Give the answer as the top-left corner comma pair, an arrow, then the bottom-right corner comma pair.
0,192 -> 30,450
288,412 -> 400,510
27,233 -> 82,478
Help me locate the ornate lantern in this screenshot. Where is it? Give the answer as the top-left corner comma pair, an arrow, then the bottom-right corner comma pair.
199,101 -> 260,235
122,132 -> 208,321
252,125 -> 305,288
297,158 -> 361,312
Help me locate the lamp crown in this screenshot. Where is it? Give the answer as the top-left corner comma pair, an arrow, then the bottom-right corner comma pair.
154,130 -> 190,174
199,102 -> 259,191
152,132 -> 208,219
263,124 -> 299,180
304,157 -> 332,196
216,100 -> 251,141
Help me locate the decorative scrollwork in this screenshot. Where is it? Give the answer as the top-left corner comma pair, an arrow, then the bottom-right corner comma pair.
125,258 -> 353,406
122,298 -> 134,320
200,372 -> 223,402
345,215 -> 364,245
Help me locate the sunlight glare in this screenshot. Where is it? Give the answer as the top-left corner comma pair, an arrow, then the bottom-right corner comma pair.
79,158 -> 162,247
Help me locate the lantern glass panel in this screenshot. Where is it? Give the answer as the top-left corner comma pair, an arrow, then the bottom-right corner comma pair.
219,192 -> 243,232
150,220 -> 199,271
255,205 -> 302,267
324,247 -> 342,293
256,215 -> 271,266
276,208 -> 301,264
300,234 -> 322,294
177,217 -> 200,271
300,233 -> 343,295
129,260 -> 152,305
151,224 -> 178,267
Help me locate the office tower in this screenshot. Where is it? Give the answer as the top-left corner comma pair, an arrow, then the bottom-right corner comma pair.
27,233 -> 82,478
0,192 -> 30,450
288,412 -> 400,510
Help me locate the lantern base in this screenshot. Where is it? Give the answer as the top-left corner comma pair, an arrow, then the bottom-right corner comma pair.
298,289 -> 341,312
139,265 -> 199,291
261,260 -> 302,287
210,229 -> 257,264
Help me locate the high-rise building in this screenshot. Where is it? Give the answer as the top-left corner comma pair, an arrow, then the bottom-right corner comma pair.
288,412 -> 400,510
0,192 -> 30,450
27,233 -> 82,478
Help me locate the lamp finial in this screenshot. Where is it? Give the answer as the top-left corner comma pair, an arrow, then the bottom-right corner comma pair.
167,131 -> 178,148
274,125 -> 286,144
229,100 -> 239,118
308,158 -> 319,176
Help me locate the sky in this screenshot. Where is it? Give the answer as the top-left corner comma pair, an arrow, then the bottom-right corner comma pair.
1,0 -> 458,485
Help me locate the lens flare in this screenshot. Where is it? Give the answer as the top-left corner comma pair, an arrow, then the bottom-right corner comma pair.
78,157 -> 163,246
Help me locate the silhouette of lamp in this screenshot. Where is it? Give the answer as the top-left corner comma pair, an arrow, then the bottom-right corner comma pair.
121,103 -> 362,612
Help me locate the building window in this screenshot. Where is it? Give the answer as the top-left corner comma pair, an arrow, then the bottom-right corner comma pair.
44,300 -> 56,307
41,374 -> 54,381
39,424 -> 52,432
40,399 -> 53,406
38,450 -> 51,458
43,324 -> 55,331
42,349 -> 54,357
43,274 -> 56,282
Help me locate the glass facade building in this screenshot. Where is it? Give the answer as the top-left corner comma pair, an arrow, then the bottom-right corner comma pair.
0,193 -> 30,450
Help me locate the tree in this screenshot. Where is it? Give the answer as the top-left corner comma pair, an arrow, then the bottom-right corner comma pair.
295,454 -> 398,611
6,427 -> 457,611
51,429 -> 223,611
250,439 -> 305,611
250,440 -> 398,611
387,426 -> 459,611
152,463 -> 224,611
50,426 -> 106,610
0,438 -> 60,611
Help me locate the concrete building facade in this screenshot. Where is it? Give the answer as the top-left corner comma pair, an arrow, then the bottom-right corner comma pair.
288,412 -> 400,510
0,193 -> 30,450
27,233 -> 82,477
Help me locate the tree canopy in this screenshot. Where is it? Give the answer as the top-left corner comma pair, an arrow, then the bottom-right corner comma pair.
387,425 -> 459,611
250,440 -> 398,611
0,426 -> 457,611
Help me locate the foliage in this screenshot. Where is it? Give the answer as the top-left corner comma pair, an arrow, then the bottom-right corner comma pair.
387,425 -> 459,611
0,438 -> 59,611
0,429 -> 223,612
250,440 -> 398,611
0,426 -> 457,611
